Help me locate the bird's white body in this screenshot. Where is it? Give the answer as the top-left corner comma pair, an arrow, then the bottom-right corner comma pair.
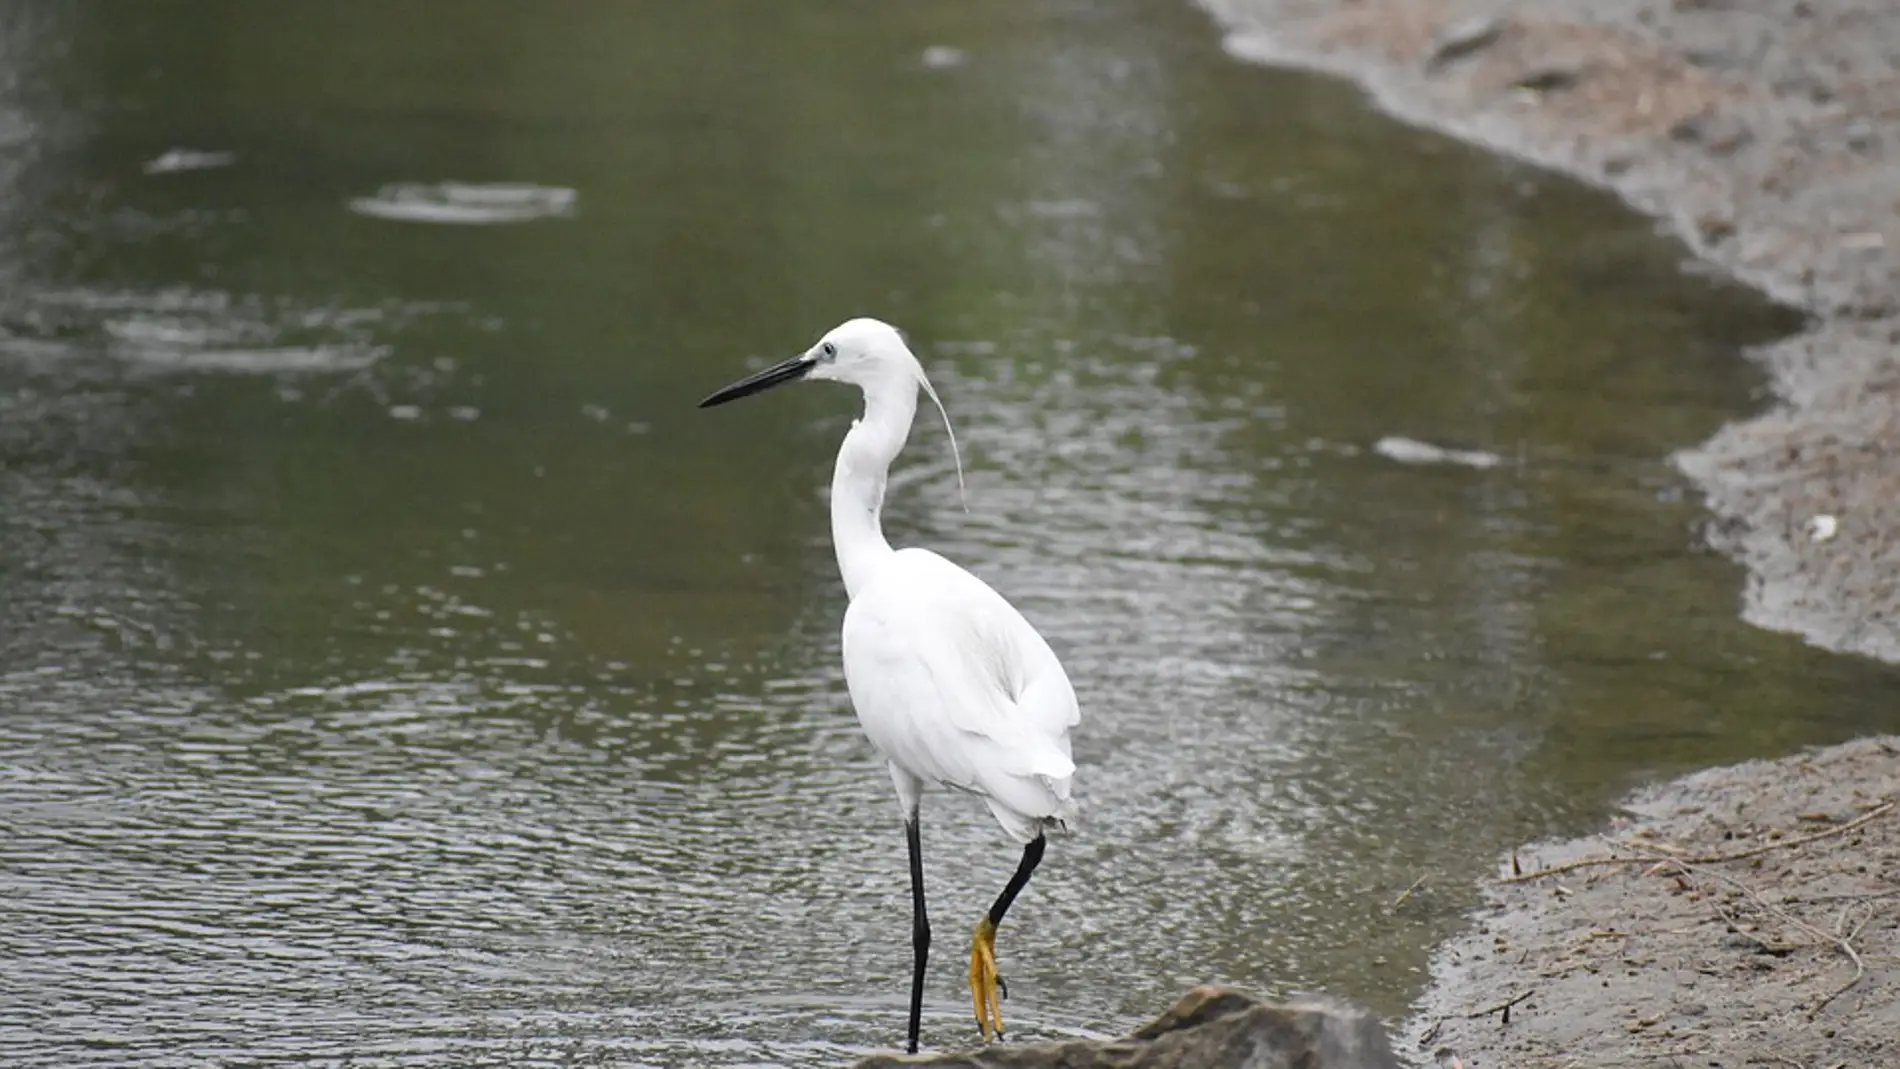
843,548 -> 1079,843
816,319 -> 1080,844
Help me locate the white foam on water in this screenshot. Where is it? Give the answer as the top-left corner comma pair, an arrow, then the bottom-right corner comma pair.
103,312 -> 386,375
921,45 -> 967,69
142,148 -> 237,175
349,181 -> 578,225
1372,435 -> 1505,470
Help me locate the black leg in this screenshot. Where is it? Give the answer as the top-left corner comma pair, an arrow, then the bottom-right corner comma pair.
905,818 -> 931,1054
982,833 -> 1045,1007
987,833 -> 1045,929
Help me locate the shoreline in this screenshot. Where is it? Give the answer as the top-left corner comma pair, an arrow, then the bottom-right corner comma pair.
1185,3 -> 1900,1064
1196,0 -> 1900,664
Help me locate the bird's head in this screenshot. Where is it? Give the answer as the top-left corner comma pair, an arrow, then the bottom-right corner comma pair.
697,317 -> 920,406
808,317 -> 919,390
698,316 -> 966,503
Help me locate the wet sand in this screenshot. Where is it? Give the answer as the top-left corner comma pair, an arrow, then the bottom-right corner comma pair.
1189,2 -> 1900,1063
1408,736 -> 1899,1068
1198,0 -> 1900,664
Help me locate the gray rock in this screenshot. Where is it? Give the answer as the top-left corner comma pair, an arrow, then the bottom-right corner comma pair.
852,987 -> 1402,1069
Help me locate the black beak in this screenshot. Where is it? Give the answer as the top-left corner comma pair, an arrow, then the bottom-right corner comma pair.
697,354 -> 817,408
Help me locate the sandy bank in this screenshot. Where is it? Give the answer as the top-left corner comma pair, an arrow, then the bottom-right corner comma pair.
1197,0 -> 1900,663
1185,3 -> 1900,1063
1407,736 -> 1899,1068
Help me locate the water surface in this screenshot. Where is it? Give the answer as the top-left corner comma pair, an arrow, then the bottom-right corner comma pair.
4,2 -> 1897,1065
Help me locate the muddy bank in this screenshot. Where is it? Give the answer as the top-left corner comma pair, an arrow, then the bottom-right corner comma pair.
1196,0 -> 1900,663
1405,736 -> 1900,1068
1184,4 -> 1900,1063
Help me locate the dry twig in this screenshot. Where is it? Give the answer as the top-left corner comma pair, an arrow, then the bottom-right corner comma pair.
1504,801 -> 1893,883
1393,875 -> 1428,910
1464,989 -> 1535,1019
1655,857 -> 1868,1016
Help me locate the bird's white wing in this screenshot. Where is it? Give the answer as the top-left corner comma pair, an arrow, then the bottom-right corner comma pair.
841,548 -> 1079,826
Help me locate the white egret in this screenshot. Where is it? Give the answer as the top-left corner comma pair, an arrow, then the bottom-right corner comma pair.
699,318 -> 1080,1053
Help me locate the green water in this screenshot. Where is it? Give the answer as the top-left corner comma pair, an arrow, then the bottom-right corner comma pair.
3,1 -> 1896,1064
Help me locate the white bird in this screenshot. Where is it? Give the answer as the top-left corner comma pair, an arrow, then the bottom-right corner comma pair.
699,318 -> 1080,1053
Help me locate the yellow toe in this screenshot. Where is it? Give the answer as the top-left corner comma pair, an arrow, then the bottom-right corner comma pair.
968,917 -> 1004,1041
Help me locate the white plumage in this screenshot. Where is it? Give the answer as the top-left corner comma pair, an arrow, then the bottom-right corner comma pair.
699,316 -> 1081,1053
843,545 -> 1079,844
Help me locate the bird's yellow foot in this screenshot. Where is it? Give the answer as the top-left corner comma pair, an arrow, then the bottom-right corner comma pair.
969,916 -> 1006,1041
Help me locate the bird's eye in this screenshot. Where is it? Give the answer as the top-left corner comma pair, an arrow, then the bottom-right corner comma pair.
822,342 -> 837,359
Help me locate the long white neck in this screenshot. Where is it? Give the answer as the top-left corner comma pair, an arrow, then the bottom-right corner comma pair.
831,375 -> 918,600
